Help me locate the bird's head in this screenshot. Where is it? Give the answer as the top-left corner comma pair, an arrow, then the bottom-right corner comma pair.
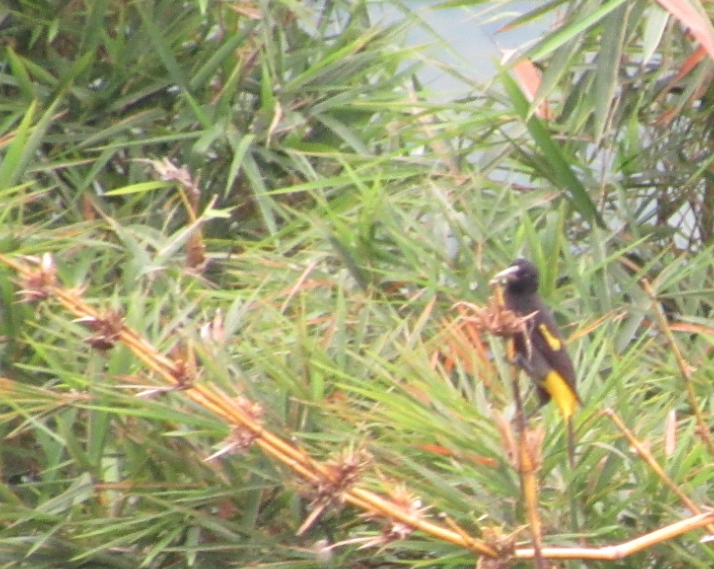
490,258 -> 540,294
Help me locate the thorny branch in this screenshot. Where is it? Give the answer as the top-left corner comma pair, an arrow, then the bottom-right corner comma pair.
2,253 -> 713,565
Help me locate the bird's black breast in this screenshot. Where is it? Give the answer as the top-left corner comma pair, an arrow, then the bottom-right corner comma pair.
505,291 -> 577,390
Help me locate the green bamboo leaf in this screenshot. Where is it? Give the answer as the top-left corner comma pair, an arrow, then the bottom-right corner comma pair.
283,29 -> 382,92
242,151 -> 278,235
529,32 -> 583,119
501,71 -> 604,228
6,47 -> 36,100
642,4 -> 670,64
592,3 -> 629,143
0,99 -> 60,189
524,0 -> 630,62
0,101 -> 36,189
136,3 -> 209,127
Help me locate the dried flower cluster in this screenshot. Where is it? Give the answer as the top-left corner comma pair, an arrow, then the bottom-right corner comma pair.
454,297 -> 532,339
2,251 -> 714,564
476,527 -> 516,569
297,448 -> 371,535
76,310 -> 125,351
313,448 -> 370,506
17,254 -> 57,302
205,397 -> 264,461
136,157 -> 197,193
169,344 -> 200,389
359,484 -> 427,549
226,397 -> 264,449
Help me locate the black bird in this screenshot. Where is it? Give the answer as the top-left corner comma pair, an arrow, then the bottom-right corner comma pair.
491,259 -> 581,460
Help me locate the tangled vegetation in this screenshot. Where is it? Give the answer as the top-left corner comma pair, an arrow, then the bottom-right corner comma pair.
1,1 -> 714,567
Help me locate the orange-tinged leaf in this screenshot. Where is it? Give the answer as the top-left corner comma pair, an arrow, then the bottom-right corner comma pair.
662,45 -> 706,91
670,321 -> 714,337
653,107 -> 678,125
512,58 -> 554,120
654,45 -> 708,124
418,444 -> 454,456
437,314 -> 494,377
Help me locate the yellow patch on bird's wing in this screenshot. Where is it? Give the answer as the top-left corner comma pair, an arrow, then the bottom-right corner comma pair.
542,370 -> 578,419
537,323 -> 562,351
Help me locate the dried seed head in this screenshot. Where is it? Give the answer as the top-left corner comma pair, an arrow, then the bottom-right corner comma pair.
76,309 -> 124,351
169,344 -> 200,389
476,526 -> 516,569
228,396 -> 263,449
454,297 -> 535,339
297,448 -> 371,535
135,157 -> 197,192
358,484 -> 427,549
204,397 -> 263,462
313,448 -> 371,505
17,253 -> 57,302
233,395 -> 263,418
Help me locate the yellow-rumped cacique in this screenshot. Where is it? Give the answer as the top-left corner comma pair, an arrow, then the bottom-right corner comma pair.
492,259 -> 582,437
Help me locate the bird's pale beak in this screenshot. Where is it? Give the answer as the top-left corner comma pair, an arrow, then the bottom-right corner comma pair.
489,265 -> 519,285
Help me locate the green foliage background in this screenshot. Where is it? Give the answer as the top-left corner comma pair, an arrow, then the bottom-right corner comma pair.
1,0 -> 714,567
